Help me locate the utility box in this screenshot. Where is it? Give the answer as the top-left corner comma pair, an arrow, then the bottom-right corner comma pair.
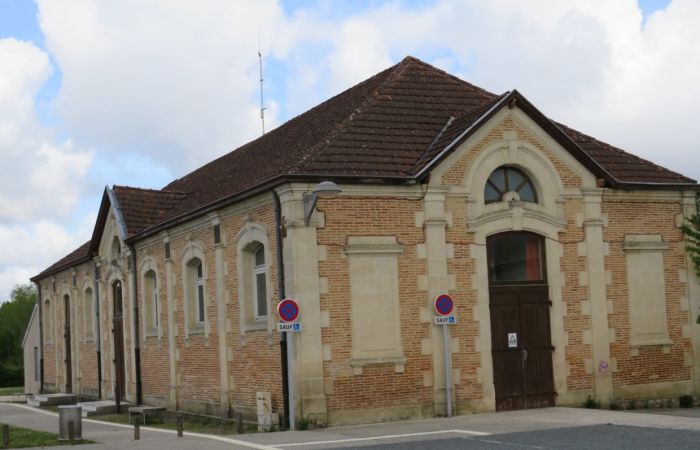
256,391 -> 278,431
58,405 -> 82,441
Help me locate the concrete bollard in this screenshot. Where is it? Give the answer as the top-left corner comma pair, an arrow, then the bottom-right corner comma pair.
176,413 -> 184,437
58,405 -> 82,441
2,423 -> 9,447
134,419 -> 140,440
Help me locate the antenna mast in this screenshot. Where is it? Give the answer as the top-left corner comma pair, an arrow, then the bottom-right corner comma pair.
258,50 -> 266,135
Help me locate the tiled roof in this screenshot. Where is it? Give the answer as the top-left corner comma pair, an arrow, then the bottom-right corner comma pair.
112,186 -> 188,236
32,241 -> 91,281
33,56 -> 697,280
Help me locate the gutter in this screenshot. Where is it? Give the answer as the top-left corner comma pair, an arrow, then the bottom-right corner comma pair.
129,244 -> 143,405
273,191 -> 290,430
94,262 -> 102,400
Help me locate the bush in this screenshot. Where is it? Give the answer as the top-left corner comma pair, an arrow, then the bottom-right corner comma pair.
583,396 -> 600,409
679,395 -> 694,408
626,400 -> 637,410
609,402 -> 620,410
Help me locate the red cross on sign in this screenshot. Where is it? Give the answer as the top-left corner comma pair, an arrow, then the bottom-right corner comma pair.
277,298 -> 300,323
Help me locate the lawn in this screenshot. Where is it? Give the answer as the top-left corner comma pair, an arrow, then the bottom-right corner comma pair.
0,387 -> 24,396
0,423 -> 94,448
94,412 -> 251,435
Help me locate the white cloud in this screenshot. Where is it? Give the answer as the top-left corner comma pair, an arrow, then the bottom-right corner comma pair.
37,0 -> 286,176
0,38 -> 93,222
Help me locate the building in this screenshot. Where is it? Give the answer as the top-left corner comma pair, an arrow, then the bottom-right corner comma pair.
30,56 -> 700,425
22,304 -> 41,395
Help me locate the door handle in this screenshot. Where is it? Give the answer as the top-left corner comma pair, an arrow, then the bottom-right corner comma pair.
522,349 -> 528,361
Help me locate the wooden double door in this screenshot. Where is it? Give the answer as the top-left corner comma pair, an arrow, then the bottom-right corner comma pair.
112,280 -> 126,401
487,232 -> 555,411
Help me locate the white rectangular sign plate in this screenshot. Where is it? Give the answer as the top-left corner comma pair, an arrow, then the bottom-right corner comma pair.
508,332 -> 517,348
277,322 -> 301,332
434,315 -> 456,325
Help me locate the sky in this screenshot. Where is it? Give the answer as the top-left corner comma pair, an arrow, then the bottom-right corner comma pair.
0,0 -> 698,301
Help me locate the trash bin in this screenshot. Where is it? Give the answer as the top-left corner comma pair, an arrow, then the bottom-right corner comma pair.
58,405 -> 82,441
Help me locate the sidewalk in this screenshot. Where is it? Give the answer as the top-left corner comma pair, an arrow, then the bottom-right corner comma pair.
0,402 -> 272,449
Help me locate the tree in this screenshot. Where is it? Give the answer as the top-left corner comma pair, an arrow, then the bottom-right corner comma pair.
681,192 -> 700,280
0,284 -> 37,387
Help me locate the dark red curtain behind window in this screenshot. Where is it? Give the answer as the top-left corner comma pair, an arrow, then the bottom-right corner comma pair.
526,238 -> 541,280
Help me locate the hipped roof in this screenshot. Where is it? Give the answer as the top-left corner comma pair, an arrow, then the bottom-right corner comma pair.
32,56 -> 697,281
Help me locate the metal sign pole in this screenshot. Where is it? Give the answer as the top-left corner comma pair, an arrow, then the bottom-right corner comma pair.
443,322 -> 452,417
287,330 -> 295,431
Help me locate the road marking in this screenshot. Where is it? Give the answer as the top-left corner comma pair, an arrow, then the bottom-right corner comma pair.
277,429 -> 491,447
2,403 -> 280,450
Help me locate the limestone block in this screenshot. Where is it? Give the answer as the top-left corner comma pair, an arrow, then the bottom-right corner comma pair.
450,337 -> 459,353
317,245 -> 328,262
584,358 -> 593,374
421,338 -> 433,355
416,244 -> 427,259
394,364 -> 404,374
608,328 -> 616,343
322,344 -> 332,361
578,272 -> 589,287
448,274 -> 457,290
630,347 -> 639,357
685,352 -> 693,367
581,300 -> 591,316
320,310 -> 331,328
603,242 -> 610,256
610,357 -> 618,372
446,244 -> 454,259
605,270 -> 612,286
680,297 -> 690,311
323,377 -> 333,395
582,329 -> 592,345
452,368 -> 461,385
415,211 -> 425,228
417,275 -> 428,291
423,371 -> 434,387
607,299 -> 614,315
682,324 -> 690,338
577,242 -> 587,257
679,269 -> 688,283
319,277 -> 329,295
476,367 -> 482,383
419,307 -> 432,323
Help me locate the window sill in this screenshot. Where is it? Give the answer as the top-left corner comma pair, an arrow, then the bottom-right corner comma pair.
187,324 -> 206,335
350,356 -> 406,375
630,338 -> 672,356
243,321 -> 268,332
144,330 -> 159,338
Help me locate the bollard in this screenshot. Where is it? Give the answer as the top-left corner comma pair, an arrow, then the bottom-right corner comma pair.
176,414 -> 183,437
236,412 -> 243,434
134,420 -> 140,440
58,405 -> 82,441
2,424 -> 9,447
67,422 -> 75,443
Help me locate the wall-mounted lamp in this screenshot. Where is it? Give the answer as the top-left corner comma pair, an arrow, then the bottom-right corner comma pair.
303,181 -> 342,225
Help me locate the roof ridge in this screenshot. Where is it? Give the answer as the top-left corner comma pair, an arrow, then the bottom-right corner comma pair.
406,56 -> 498,99
291,57 -> 417,173
114,184 -> 188,195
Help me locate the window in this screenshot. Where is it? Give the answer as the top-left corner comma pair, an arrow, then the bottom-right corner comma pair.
184,256 -> 206,332
43,299 -> 52,344
111,237 -> 121,264
252,244 -> 268,319
143,270 -> 159,335
487,232 -> 545,283
84,287 -> 94,341
236,222 -> 272,332
484,166 -> 537,204
196,262 -> 205,323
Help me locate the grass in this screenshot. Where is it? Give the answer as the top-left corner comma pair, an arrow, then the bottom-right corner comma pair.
0,387 -> 24,397
0,423 -> 94,448
93,412 -> 251,435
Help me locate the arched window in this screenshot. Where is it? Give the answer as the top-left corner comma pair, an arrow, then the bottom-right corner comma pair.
185,257 -> 206,327
143,270 -> 159,334
484,166 -> 537,204
43,299 -> 53,344
84,287 -> 94,341
252,243 -> 268,319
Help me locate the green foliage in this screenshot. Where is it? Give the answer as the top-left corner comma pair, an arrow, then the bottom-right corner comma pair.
0,422 -> 94,448
681,192 -> 700,279
609,402 -> 620,410
626,400 -> 637,410
0,284 -> 37,387
296,416 -> 310,430
583,396 -> 600,409
679,394 -> 694,408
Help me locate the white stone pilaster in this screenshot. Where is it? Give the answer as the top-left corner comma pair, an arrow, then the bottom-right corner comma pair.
211,215 -> 231,416
278,185 -> 327,422
422,188 -> 452,414
164,236 -> 178,410
682,192 -> 700,393
582,189 -> 613,401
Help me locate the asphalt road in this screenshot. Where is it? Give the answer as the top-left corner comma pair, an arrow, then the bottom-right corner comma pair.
331,425 -> 700,449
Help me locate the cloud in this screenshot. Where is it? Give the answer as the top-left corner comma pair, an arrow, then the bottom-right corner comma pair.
36,0 -> 286,176
0,38 -> 93,222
